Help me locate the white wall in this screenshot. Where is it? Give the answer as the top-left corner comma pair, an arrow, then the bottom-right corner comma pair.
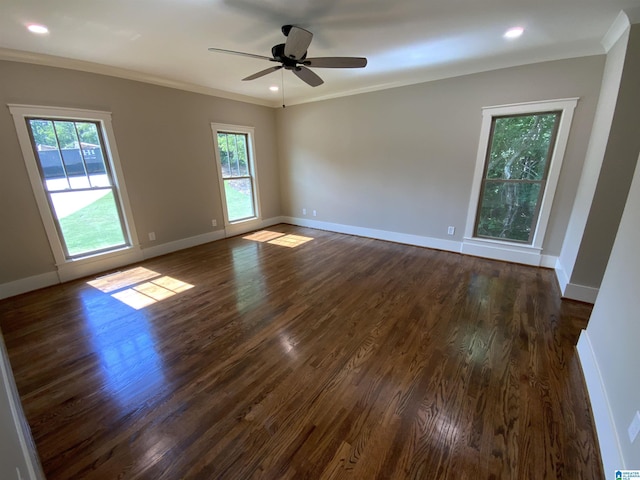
557,20 -> 629,296
579,150 -> 640,472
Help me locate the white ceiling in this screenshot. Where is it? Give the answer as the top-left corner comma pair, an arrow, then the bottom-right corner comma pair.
1,0 -> 639,107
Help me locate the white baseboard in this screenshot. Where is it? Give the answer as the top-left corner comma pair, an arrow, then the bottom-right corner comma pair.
0,331 -> 45,479
461,237 -> 548,267
281,217 -> 462,253
554,260 -> 599,303
0,219 -> 289,300
0,217 -> 578,300
577,330 -> 624,473
563,283 -> 599,303
222,216 -> 286,239
555,260 -> 571,293
57,247 -> 145,283
143,230 -> 226,260
0,271 -> 59,301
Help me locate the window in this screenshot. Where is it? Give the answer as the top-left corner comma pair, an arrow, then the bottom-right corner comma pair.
10,105 -> 141,281
211,124 -> 261,228
463,98 -> 578,266
26,118 -> 128,258
475,112 -> 560,243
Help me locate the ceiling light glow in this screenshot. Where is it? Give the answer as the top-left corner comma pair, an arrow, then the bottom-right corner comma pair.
27,24 -> 49,34
504,27 -> 524,39
269,86 -> 279,92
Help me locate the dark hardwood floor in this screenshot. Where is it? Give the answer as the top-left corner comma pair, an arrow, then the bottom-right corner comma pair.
0,225 -> 602,479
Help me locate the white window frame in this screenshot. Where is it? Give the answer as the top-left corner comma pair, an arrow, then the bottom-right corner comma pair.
462,98 -> 578,266
9,104 -> 142,282
211,123 -> 262,237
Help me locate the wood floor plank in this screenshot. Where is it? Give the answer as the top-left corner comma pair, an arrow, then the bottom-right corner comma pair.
0,225 -> 602,479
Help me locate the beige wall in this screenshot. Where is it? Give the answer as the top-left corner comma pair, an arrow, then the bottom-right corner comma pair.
0,60 -> 279,284
276,56 -> 605,256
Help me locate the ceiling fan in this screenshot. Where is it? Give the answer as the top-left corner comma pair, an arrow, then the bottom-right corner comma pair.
208,25 -> 367,87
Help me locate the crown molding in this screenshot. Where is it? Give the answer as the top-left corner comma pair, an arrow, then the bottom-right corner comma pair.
0,48 -> 274,108
601,11 -> 632,52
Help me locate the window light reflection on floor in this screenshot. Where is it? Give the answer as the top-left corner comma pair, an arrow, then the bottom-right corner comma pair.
242,230 -> 313,248
88,266 -> 194,310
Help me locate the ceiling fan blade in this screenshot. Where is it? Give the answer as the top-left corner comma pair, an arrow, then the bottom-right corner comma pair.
242,66 -> 282,81
304,57 -> 368,68
208,47 -> 274,62
284,26 -> 313,60
293,66 -> 324,87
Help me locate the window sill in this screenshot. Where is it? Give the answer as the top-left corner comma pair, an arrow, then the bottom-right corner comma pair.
461,237 -> 543,266
56,245 -> 144,282
224,217 -> 263,237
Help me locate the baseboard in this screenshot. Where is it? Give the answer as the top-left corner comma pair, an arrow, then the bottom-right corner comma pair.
553,259 -> 599,303
281,217 -> 462,253
577,330 -> 624,473
461,237 -> 549,267
223,216 -> 286,238
555,260 -> 571,293
1,219 -> 289,300
0,271 -> 59,300
563,283 -> 599,303
143,230 -> 226,260
57,247 -> 145,283
0,217 -> 574,300
0,331 -> 46,479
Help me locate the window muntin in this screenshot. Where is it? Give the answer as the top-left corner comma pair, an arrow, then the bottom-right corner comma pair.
26,118 -> 129,258
215,130 -> 258,223
474,112 -> 561,243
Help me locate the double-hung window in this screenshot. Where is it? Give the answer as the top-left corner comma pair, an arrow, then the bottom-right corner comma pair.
463,98 -> 577,265
211,123 -> 261,232
475,111 -> 560,243
9,105 -> 140,281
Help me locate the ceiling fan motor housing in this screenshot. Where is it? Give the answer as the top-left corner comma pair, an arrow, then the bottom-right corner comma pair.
272,43 -> 306,69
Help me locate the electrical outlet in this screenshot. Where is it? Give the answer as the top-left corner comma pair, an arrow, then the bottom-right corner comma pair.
302,208 -> 307,215
148,232 -> 156,241
628,410 -> 640,443
211,219 -> 217,227
313,210 -> 317,217
447,226 -> 455,235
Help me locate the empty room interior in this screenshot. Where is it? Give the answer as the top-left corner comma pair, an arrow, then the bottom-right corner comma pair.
1,1 -> 640,478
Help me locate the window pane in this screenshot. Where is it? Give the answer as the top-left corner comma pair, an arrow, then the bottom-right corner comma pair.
51,189 -> 127,257
476,181 -> 542,242
76,122 -> 109,186
29,120 -> 68,189
224,178 -> 255,222
218,133 -> 249,178
235,134 -> 249,176
218,133 -> 231,178
486,113 -> 559,181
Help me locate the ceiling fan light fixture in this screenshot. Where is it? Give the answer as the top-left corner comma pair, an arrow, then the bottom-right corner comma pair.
504,27 -> 524,39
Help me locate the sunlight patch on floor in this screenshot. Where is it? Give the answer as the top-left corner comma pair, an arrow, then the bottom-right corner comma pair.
243,230 -> 314,248
88,266 -> 194,310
